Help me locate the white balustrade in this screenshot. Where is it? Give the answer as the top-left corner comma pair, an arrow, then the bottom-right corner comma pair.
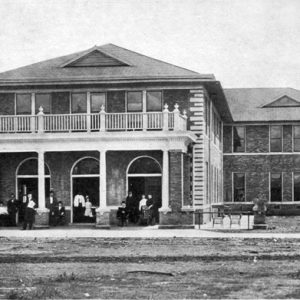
0,106 -> 187,133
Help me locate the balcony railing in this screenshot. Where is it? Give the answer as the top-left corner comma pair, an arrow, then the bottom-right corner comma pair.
0,104 -> 187,134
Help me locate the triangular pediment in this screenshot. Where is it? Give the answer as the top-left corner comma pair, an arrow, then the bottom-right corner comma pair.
63,49 -> 129,67
262,95 -> 300,108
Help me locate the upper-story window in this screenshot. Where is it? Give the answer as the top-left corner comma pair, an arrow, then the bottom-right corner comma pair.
71,93 -> 87,113
270,125 -> 282,152
0,93 -> 14,115
16,94 -> 31,115
35,93 -> 51,114
204,97 -> 210,136
91,93 -> 106,113
127,91 -> 143,112
146,91 -> 162,112
271,173 -> 282,202
294,126 -> 300,152
233,126 -> 245,152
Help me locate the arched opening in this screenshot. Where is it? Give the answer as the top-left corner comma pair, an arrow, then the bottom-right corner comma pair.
127,156 -> 162,223
16,157 -> 51,222
71,157 -> 100,223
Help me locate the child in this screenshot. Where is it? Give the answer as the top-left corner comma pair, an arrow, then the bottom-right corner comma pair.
56,201 -> 66,226
116,201 -> 129,227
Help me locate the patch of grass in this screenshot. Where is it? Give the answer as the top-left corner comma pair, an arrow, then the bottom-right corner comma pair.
7,286 -> 62,300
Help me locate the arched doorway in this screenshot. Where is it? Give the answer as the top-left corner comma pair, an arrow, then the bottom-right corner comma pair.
127,156 -> 162,209
16,157 -> 51,221
71,157 -> 100,223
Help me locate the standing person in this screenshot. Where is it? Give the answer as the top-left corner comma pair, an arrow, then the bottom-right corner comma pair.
139,194 -> 147,211
73,192 -> 85,222
84,195 -> 93,220
126,191 -> 138,223
7,193 -> 18,226
56,201 -> 66,226
22,193 -> 36,230
46,191 -> 57,226
116,201 -> 129,227
146,194 -> 154,225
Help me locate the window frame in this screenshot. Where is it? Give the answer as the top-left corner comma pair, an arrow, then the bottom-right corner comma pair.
232,172 -> 246,202
71,92 -> 87,114
16,93 -> 32,115
293,125 -> 300,152
270,172 -> 283,202
126,91 -> 143,112
146,90 -> 162,112
232,126 -> 246,153
90,92 -> 106,113
270,125 -> 283,152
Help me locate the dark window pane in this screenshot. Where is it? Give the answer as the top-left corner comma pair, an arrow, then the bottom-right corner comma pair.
294,173 -> 300,201
107,91 -> 125,113
270,138 -> 282,152
233,173 -> 245,202
35,94 -> 51,114
0,93 -> 14,115
295,126 -> 300,138
72,93 -> 87,113
72,158 -> 99,175
18,158 -> 50,175
271,173 -> 282,202
127,91 -> 142,112
294,139 -> 300,152
128,157 -> 161,174
233,126 -> 245,152
146,91 -> 162,112
52,92 -> 70,114
91,93 -> 105,113
270,126 -> 282,138
16,94 -> 31,115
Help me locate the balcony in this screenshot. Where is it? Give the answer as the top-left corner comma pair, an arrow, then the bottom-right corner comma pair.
0,104 -> 187,134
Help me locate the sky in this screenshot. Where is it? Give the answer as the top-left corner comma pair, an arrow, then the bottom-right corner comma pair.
0,0 -> 299,89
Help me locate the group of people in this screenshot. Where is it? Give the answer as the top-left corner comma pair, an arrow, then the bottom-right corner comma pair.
116,192 -> 161,227
0,191 -> 66,230
73,192 -> 94,223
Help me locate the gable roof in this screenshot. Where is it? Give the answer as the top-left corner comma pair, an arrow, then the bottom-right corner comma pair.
224,88 -> 300,122
0,44 -> 215,85
261,95 -> 300,108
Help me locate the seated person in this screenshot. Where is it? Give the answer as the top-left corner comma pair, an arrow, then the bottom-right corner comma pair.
116,201 -> 129,227
0,202 -> 9,226
56,201 -> 66,226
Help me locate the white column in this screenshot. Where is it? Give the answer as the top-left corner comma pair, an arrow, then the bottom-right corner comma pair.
161,149 -> 169,210
38,150 -> 45,208
142,90 -> 147,131
100,150 -> 107,208
30,93 -> 35,133
87,92 -> 91,132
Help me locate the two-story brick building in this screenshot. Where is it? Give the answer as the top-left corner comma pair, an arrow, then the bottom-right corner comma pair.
223,88 -> 300,215
0,44 -> 230,227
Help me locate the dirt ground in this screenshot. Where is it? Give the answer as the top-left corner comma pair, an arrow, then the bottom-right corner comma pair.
2,260 -> 300,299
1,237 -> 300,299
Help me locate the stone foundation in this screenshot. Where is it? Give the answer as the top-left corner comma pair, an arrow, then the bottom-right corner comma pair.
95,209 -> 111,229
34,208 -> 50,229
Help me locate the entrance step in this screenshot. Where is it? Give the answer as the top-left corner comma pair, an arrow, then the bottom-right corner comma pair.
158,225 -> 195,229
68,223 -> 95,229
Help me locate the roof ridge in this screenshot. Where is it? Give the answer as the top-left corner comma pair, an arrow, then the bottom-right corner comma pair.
100,43 -> 213,78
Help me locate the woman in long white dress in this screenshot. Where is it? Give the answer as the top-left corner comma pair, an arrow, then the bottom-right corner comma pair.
84,195 -> 93,218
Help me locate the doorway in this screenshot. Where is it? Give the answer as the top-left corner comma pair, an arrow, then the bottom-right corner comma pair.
72,177 -> 99,223
71,157 -> 100,223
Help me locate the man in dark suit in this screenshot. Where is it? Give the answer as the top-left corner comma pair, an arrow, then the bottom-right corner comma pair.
7,193 -> 18,226
56,201 -> 66,226
46,191 -> 58,226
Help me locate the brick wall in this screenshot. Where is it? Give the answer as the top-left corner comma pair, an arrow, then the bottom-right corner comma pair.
224,154 -> 300,203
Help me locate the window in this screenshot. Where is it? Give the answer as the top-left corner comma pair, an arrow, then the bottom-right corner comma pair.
16,94 -> 31,115
146,91 -> 162,112
294,173 -> 300,201
91,93 -> 106,113
233,126 -> 245,152
271,173 -> 282,202
270,126 -> 282,152
294,126 -> 300,152
0,93 -> 14,115
71,93 -> 87,113
107,91 -> 125,113
35,93 -> 51,114
233,173 -> 245,202
52,92 -> 70,114
127,91 -> 142,112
